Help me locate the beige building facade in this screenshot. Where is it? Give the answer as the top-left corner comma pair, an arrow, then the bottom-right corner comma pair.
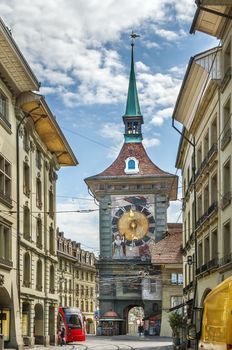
0,18 -> 77,348
57,230 -> 97,334
174,1 -> 232,329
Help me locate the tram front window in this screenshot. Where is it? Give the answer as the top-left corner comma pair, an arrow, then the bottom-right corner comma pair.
66,313 -> 82,329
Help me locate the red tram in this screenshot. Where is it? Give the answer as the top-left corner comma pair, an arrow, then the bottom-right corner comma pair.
57,307 -> 86,342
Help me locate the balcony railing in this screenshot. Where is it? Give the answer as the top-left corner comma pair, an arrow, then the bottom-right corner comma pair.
219,252 -> 232,267
36,284 -> 43,291
195,201 -> 218,229
0,190 -> 12,207
221,127 -> 231,150
196,257 -> 219,276
0,257 -> 13,267
195,143 -> 218,183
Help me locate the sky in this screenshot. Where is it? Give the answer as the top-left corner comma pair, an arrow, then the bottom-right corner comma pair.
0,0 -> 218,255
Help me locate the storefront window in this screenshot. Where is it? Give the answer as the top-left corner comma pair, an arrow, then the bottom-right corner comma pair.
0,309 -> 10,341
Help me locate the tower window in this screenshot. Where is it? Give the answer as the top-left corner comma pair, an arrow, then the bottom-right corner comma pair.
126,121 -> 140,135
124,157 -> 139,174
128,159 -> 135,169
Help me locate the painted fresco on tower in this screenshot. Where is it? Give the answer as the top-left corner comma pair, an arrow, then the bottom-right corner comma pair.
111,195 -> 155,259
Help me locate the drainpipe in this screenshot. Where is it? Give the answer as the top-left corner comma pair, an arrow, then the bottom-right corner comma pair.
16,105 -> 40,303
172,118 -> 198,349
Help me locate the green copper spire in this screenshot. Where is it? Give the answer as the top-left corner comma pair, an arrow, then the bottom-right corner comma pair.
124,42 -> 142,117
123,34 -> 143,143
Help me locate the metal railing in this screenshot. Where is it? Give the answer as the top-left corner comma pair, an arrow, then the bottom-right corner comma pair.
221,66 -> 232,92
196,201 -> 218,229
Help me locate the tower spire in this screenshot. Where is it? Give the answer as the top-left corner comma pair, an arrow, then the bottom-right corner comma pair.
123,32 -> 144,143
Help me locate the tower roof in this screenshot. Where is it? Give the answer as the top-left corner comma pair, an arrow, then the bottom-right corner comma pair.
124,43 -> 142,117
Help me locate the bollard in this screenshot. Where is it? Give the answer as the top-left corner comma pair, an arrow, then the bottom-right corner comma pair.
0,334 -> 4,350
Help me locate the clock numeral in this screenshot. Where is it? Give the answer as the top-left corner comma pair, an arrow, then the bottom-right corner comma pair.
148,216 -> 155,224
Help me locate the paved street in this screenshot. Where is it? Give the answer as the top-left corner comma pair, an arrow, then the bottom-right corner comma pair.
34,335 -> 173,350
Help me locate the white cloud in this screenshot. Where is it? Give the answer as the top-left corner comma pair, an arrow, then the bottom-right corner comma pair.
143,138 -> 160,148
153,26 -> 187,41
0,0 -> 192,110
150,107 -> 174,126
136,61 -> 150,72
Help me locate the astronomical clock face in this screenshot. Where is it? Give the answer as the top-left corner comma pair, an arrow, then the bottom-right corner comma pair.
111,196 -> 155,259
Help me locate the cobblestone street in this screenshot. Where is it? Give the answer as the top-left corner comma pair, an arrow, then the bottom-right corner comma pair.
32,335 -> 173,350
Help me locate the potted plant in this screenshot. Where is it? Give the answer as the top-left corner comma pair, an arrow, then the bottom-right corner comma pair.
168,311 -> 183,347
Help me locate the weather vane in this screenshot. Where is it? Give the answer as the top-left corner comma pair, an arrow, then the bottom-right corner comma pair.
130,31 -> 140,45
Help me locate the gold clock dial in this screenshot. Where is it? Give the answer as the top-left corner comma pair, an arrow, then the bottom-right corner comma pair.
117,209 -> 149,241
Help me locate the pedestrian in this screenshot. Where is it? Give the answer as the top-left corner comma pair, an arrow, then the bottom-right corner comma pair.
57,329 -> 62,345
138,324 -> 144,337
60,327 -> 66,346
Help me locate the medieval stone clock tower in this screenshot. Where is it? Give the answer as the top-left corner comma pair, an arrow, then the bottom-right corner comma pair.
85,41 -> 178,335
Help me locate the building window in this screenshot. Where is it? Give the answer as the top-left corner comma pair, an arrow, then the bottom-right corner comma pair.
81,300 -> 84,311
204,236 -> 210,263
198,241 -> 203,267
170,296 -> 182,309
211,174 -> 217,204
210,116 -> 217,146
36,177 -> 42,209
128,159 -> 135,169
150,280 -> 156,293
222,159 -> 231,208
223,221 -> 231,259
221,98 -> 231,150
0,91 -> 8,122
126,121 -> 140,135
81,285 -> 84,296
204,184 -> 209,212
90,302 -> 93,312
36,217 -> 42,249
86,301 -> 89,312
49,188 -> 54,218
197,145 -> 202,170
23,253 -> 31,287
23,206 -> 30,240
0,154 -> 11,205
171,273 -> 183,285
49,265 -> 55,293
0,221 -> 12,263
49,226 -> 54,254
36,148 -> 42,169
23,161 -> 30,197
23,127 -> 30,153
204,131 -> 209,158
36,259 -> 43,291
224,40 -> 231,75
124,157 -> 139,174
211,229 -> 218,260
197,194 -> 202,220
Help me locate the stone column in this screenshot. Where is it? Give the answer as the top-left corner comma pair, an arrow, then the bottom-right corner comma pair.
44,301 -> 50,346
29,300 -> 35,346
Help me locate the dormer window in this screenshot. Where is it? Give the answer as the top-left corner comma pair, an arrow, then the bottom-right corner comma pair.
128,159 -> 135,169
124,157 -> 139,174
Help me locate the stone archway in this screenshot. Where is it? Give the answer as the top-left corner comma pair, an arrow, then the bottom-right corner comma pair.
125,305 -> 144,335
34,303 -> 44,344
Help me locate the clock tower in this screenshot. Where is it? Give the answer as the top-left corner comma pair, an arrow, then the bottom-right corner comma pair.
85,40 -> 178,335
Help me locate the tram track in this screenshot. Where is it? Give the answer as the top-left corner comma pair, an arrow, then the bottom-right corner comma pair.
71,343 -> 136,350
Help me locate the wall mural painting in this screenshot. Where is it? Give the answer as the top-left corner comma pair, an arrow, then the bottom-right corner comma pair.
111,195 -> 155,259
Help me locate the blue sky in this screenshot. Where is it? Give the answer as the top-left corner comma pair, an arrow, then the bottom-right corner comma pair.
0,0 -> 218,254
